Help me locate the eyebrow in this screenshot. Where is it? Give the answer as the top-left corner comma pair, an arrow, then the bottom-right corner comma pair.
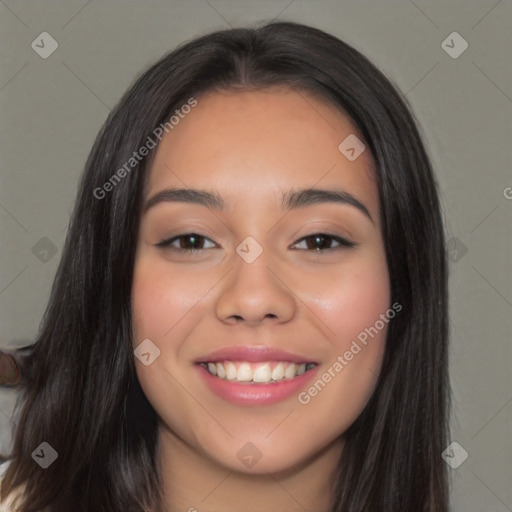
143,187 -> 373,222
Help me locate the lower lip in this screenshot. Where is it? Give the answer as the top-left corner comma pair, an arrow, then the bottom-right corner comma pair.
196,364 -> 319,406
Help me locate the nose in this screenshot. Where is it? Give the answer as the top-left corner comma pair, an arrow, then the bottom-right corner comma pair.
215,253 -> 296,327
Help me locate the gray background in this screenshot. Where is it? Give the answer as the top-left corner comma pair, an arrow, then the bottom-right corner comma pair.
0,1 -> 511,510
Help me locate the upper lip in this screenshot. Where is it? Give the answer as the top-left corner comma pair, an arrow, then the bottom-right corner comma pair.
195,345 -> 317,364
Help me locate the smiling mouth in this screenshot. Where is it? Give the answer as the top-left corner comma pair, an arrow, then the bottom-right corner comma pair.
198,360 -> 317,384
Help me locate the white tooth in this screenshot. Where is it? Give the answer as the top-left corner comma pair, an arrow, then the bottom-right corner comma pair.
253,363 -> 272,383
216,362 -> 226,379
284,363 -> 297,379
225,361 -> 237,380
271,363 -> 284,381
207,362 -> 217,376
296,363 -> 306,376
237,362 -> 253,382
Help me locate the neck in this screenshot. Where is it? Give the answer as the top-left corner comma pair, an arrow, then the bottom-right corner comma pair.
155,425 -> 344,512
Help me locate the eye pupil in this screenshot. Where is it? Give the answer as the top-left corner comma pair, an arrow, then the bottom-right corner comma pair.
309,235 -> 329,251
182,234 -> 202,249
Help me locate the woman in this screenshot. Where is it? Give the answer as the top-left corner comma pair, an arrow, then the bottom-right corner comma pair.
0,21 -> 449,511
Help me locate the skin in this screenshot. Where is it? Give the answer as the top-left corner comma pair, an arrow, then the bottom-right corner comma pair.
131,86 -> 390,512
0,352 -> 20,386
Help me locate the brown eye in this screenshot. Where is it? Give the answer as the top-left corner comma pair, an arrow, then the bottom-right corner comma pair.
291,233 -> 356,252
156,233 -> 216,253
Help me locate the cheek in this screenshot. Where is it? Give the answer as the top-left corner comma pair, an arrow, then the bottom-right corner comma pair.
131,258 -> 211,343
130,258 -> 213,430
306,253 -> 390,350
294,253 -> 390,431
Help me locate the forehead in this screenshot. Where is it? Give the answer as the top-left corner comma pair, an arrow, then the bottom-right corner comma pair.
144,86 -> 379,220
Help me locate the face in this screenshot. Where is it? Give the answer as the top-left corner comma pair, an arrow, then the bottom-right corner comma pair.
131,86 -> 391,475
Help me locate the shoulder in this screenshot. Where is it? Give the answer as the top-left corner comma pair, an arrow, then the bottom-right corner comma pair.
0,460 -> 25,512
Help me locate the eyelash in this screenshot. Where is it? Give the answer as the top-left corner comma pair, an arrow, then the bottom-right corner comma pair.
155,232 -> 357,254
